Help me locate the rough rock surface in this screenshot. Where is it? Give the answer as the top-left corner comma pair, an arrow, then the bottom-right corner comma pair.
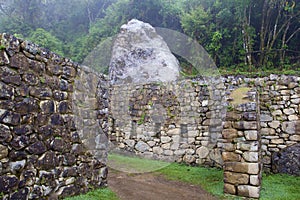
272,143 -> 300,176
109,19 -> 180,84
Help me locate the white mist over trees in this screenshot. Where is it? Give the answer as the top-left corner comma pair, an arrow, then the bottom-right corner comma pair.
0,0 -> 299,73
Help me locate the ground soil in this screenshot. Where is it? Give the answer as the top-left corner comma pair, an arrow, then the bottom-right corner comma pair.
108,168 -> 218,200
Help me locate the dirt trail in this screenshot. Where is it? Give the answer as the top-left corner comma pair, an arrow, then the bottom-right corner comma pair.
108,169 -> 218,200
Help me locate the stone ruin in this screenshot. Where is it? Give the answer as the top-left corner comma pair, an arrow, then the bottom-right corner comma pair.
0,19 -> 299,199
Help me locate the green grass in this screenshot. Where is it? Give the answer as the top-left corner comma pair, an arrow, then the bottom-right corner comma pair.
108,153 -> 171,173
260,173 -> 300,200
65,155 -> 300,200
64,188 -> 119,200
158,163 -> 225,198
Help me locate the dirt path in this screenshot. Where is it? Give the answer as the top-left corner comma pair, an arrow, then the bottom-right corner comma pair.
108,169 -> 218,200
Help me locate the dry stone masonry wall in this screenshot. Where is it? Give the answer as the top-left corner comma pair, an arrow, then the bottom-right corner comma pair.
0,33 -> 108,199
224,75 -> 300,174
109,78 -> 226,167
110,76 -> 300,174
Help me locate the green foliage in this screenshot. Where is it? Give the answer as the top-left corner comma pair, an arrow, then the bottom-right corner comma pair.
0,0 -> 299,70
137,111 -> 146,125
28,28 -> 64,56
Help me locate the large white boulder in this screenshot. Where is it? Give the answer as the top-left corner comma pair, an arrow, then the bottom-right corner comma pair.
109,19 -> 180,84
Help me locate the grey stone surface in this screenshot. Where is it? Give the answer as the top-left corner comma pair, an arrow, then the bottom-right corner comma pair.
272,143 -> 300,176
109,19 -> 180,84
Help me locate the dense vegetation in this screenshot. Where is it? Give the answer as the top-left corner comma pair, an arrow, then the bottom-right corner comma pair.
0,0 -> 299,73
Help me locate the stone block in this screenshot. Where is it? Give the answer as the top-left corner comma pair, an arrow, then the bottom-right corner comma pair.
271,139 -> 284,144
164,150 -> 173,156
290,135 -> 300,141
237,185 -> 260,198
245,131 -> 258,140
153,147 -> 163,155
162,143 -> 171,150
224,162 -> 260,174
161,136 -> 172,144
271,110 -> 282,116
261,128 -> 275,136
125,139 -> 136,148
196,146 -> 209,158
222,129 -> 238,139
268,121 -> 280,129
174,149 -> 186,156
282,121 -> 296,134
250,175 -> 260,186
183,154 -> 196,164
222,152 -> 241,162
233,121 -> 257,130
239,141 -> 258,151
260,114 -> 273,122
0,175 -> 19,193
40,100 -> 55,114
243,112 -> 257,121
27,141 -> 47,155
0,124 -> 11,142
224,172 -> 249,185
167,128 -> 180,135
0,82 -> 14,99
0,144 -> 8,159
226,112 -> 242,121
283,108 -> 295,115
243,152 -> 259,162
188,130 -> 199,137
222,143 -> 235,151
224,183 -> 236,195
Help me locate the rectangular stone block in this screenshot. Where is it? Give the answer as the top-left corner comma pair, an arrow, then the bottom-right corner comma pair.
233,121 -> 257,130
222,152 -> 241,162
250,175 -> 260,186
237,185 -> 260,198
224,172 -> 249,185
221,143 -> 235,151
224,162 -> 260,174
222,129 -> 238,139
243,152 -> 259,162
224,183 -> 236,195
245,130 -> 258,140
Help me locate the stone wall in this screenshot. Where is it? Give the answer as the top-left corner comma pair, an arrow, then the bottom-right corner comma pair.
109,78 -> 226,167
0,33 -> 108,199
109,75 -> 300,172
224,75 -> 300,171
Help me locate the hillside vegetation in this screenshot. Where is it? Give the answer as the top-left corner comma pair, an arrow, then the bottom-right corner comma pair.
1,0 -> 299,74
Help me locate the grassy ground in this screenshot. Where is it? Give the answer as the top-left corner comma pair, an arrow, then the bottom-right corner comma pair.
64,188 -> 119,200
65,154 -> 300,200
108,153 -> 171,173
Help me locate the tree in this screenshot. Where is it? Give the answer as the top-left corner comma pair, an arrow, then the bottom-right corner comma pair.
28,28 -> 64,56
